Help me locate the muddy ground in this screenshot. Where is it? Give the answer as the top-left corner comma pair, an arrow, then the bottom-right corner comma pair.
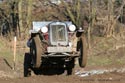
0,73 -> 125,83
0,56 -> 125,83
0,36 -> 125,83
0,65 -> 125,83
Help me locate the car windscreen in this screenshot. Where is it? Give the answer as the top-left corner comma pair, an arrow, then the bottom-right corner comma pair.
51,25 -> 66,42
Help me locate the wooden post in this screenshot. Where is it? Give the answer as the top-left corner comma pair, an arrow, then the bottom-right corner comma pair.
13,36 -> 17,70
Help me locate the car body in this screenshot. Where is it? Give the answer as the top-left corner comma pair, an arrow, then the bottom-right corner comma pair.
29,21 -> 78,56
24,21 -> 88,77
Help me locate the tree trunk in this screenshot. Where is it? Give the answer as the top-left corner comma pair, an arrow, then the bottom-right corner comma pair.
18,0 -> 22,37
88,0 -> 93,49
106,0 -> 115,37
27,0 -> 32,29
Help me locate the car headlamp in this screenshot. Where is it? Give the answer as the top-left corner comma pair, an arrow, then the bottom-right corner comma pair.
41,26 -> 48,33
69,25 -> 76,32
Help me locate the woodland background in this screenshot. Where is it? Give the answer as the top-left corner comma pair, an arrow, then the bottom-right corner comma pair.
0,1 -> 124,78
0,0 -> 125,65
0,0 -> 125,48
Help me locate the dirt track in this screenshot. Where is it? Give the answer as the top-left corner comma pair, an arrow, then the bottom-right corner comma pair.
0,50 -> 125,83
0,60 -> 125,83
0,37 -> 125,83
0,69 -> 125,83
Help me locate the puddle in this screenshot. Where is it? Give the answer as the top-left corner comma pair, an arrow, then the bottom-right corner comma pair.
75,68 -> 125,77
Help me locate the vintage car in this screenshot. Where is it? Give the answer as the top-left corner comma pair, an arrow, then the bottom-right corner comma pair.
24,21 -> 88,77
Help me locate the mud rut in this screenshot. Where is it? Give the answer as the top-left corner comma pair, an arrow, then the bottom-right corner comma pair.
0,69 -> 125,83
0,63 -> 125,83
0,46 -> 125,83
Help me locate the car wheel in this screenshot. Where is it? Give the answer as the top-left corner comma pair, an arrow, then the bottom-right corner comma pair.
24,53 -> 31,77
31,35 -> 42,68
78,34 -> 87,68
66,58 -> 75,75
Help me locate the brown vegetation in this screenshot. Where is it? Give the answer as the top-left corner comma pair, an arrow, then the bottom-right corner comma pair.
0,0 -> 125,38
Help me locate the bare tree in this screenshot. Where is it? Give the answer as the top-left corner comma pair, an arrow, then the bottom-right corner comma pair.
18,0 -> 22,37
61,0 -> 84,28
27,0 -> 32,29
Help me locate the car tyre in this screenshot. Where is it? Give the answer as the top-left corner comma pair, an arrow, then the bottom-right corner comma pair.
24,53 -> 31,77
66,58 -> 75,75
78,34 -> 88,68
30,34 -> 43,68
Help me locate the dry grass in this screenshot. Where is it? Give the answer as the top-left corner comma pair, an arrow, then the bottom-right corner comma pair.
0,37 -> 26,69
87,34 -> 125,66
0,33 -> 125,69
